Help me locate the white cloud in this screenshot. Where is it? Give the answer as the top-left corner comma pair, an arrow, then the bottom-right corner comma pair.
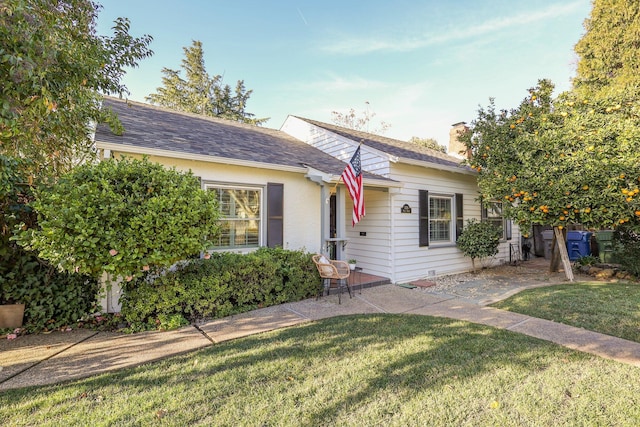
290,74 -> 392,92
323,1 -> 586,55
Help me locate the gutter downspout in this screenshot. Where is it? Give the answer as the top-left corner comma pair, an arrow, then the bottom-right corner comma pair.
305,173 -> 331,254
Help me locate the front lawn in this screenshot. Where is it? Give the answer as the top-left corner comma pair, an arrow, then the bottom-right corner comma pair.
1,314 -> 639,426
491,281 -> 640,343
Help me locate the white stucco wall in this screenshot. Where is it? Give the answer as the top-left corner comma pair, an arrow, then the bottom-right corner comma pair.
109,151 -> 325,254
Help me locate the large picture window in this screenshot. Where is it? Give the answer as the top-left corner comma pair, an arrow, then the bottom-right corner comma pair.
207,186 -> 261,249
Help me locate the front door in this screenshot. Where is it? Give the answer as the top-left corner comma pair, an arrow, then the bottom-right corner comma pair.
329,194 -> 337,259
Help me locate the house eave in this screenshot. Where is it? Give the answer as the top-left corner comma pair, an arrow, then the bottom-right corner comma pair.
326,175 -> 402,189
96,142 -> 309,174
397,156 -> 476,176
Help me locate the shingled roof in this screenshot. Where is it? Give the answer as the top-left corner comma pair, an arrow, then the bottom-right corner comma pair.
293,117 -> 470,172
95,97 -> 371,177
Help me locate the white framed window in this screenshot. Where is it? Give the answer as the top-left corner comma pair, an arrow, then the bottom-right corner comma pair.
206,185 -> 262,249
419,191 -> 462,247
484,202 -> 504,237
483,201 -> 512,240
429,195 -> 454,243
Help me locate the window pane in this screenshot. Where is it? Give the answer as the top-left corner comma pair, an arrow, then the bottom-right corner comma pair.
429,197 -> 452,242
208,187 -> 261,249
430,220 -> 450,241
485,202 -> 504,238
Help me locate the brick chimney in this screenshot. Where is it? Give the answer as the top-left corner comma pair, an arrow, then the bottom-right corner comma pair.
448,122 -> 470,159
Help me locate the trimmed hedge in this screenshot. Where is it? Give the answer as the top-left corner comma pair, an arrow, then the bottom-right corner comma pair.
0,247 -> 98,333
613,228 -> 640,278
120,248 -> 320,332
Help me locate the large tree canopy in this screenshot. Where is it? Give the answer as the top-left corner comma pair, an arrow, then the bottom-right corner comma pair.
573,0 -> 640,94
146,40 -> 268,125
462,79 -> 640,233
462,0 -> 640,237
0,0 -> 153,180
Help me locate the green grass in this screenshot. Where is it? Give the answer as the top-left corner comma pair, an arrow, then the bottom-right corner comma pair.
1,314 -> 639,426
492,281 -> 640,342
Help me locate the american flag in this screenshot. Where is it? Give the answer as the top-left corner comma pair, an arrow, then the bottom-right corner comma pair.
341,145 -> 365,226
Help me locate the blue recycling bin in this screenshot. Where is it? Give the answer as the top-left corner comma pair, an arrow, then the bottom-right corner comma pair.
566,231 -> 592,261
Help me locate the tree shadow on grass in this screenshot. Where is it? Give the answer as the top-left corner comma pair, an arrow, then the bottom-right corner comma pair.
1,314 -> 636,425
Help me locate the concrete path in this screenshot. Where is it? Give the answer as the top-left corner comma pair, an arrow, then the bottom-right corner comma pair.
2,282 -> 639,391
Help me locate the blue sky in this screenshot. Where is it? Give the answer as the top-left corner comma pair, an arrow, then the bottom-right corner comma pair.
96,0 -> 592,148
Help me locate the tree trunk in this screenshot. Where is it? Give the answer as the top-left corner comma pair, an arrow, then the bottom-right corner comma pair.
550,230 -> 561,272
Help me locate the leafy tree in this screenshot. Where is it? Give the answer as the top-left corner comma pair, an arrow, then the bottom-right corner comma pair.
573,0 -> 640,94
0,0 -> 153,180
456,219 -> 502,273
146,40 -> 268,125
17,157 -> 221,282
460,0 -> 640,279
462,79 -> 640,234
408,136 -> 446,153
331,103 -> 390,135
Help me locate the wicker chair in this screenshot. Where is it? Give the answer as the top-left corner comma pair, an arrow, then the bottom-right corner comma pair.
312,254 -> 352,304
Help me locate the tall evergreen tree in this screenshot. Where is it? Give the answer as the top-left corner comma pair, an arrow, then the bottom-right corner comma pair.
147,40 -> 268,125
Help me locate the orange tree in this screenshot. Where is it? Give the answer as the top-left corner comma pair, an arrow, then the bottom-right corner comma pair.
461,79 -> 640,237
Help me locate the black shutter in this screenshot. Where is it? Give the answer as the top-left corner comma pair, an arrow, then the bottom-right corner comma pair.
419,190 -> 429,247
455,193 -> 463,241
505,219 -> 512,241
480,197 -> 488,220
266,183 -> 283,248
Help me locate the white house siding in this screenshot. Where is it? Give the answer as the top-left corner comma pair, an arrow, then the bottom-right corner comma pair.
343,187 -> 392,278
109,151 -> 324,254
387,163 -> 520,283
281,116 -> 391,176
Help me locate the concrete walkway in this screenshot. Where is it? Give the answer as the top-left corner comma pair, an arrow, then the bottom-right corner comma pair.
2,280 -> 640,391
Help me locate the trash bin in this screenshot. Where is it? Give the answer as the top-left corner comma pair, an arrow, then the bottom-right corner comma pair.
595,230 -> 615,263
566,231 -> 592,261
541,229 -> 554,260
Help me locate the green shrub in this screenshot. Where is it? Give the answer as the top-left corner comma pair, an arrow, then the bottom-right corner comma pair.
0,247 -> 98,333
255,247 -> 320,303
457,218 -> 502,272
575,255 -> 599,266
120,248 -> 320,331
17,157 -> 220,282
613,228 -> 640,277
1,155 -> 98,334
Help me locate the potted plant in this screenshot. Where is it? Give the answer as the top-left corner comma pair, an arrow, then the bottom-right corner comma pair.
348,259 -> 357,270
